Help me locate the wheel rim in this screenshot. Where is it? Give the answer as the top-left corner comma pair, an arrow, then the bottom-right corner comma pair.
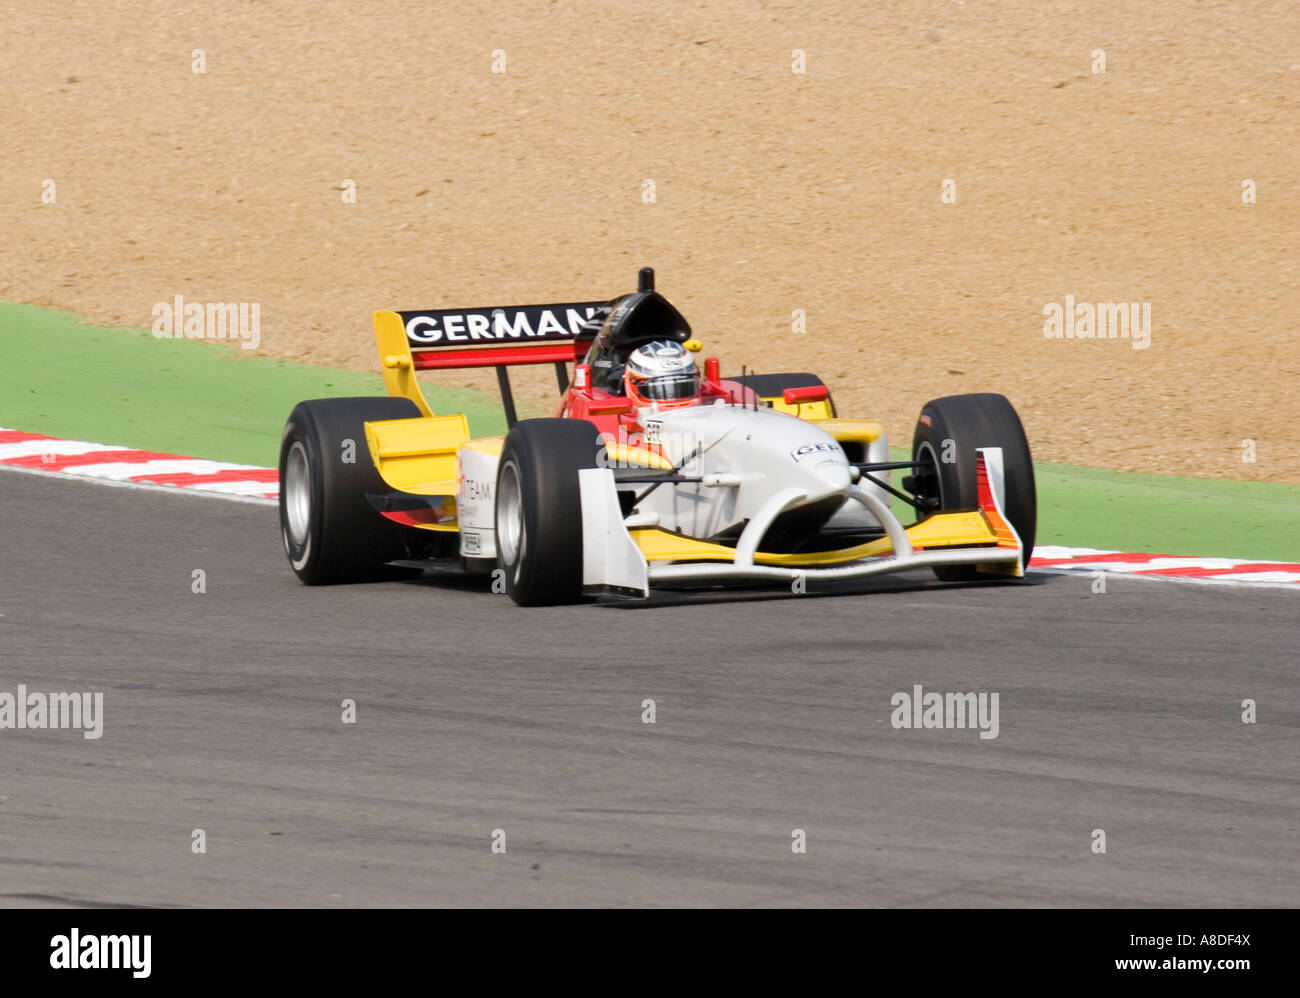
913,439 -> 944,514
497,460 -> 524,568
284,441 -> 312,547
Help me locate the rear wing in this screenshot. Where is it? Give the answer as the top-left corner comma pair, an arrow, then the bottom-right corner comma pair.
373,301 -> 611,426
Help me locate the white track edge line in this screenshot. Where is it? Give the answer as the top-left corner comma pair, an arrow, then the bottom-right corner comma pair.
0,462 -> 277,507
1028,567 -> 1300,592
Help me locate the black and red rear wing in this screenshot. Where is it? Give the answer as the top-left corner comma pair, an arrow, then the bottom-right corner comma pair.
397,302 -> 610,370
375,302 -> 612,428
375,269 -> 657,428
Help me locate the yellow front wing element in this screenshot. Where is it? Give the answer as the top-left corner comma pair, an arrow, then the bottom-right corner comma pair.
364,414 -> 469,502
630,511 -> 998,566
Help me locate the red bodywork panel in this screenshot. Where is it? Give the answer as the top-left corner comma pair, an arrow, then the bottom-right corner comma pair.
556,362 -> 762,440
412,343 -> 577,371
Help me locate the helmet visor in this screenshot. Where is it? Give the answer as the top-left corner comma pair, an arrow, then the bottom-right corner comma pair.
640,370 -> 700,401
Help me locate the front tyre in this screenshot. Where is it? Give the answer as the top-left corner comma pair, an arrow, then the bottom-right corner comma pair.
909,393 -> 1036,581
279,396 -> 421,585
495,418 -> 604,606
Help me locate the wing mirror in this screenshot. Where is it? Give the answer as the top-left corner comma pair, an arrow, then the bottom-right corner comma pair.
782,385 -> 829,405
586,396 -> 634,415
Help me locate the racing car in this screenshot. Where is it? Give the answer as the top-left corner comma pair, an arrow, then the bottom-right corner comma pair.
278,268 -> 1036,605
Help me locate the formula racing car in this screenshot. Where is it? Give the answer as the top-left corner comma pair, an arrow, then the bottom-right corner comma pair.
278,268 -> 1036,605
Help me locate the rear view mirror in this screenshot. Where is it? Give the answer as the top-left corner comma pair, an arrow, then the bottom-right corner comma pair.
586,397 -> 634,415
782,385 -> 829,405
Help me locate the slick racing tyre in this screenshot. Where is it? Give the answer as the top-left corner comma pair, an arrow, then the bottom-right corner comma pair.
279,396 -> 422,585
494,418 -> 604,606
908,393 -> 1036,581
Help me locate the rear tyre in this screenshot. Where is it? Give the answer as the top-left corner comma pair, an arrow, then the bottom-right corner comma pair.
279,396 -> 422,585
494,419 -> 604,606
908,393 -> 1036,581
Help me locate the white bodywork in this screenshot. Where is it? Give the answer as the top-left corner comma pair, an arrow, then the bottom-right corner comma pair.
456,446 -> 500,559
458,401 -> 884,561
456,401 -> 1020,595
626,402 -> 865,537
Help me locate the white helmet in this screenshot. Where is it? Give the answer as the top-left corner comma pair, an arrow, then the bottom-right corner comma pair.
623,340 -> 700,408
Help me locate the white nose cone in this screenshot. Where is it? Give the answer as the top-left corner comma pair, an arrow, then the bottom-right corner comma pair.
637,403 -> 854,540
811,458 -> 852,494
655,404 -> 852,497
787,438 -> 852,500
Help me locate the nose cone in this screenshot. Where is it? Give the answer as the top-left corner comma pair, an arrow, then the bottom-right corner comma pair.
653,403 -> 852,502
811,459 -> 852,494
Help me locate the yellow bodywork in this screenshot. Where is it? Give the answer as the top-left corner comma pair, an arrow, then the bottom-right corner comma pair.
812,419 -> 885,454
459,436 -> 504,459
630,510 -> 999,567
602,442 -> 674,470
766,396 -> 835,420
756,391 -> 882,446
364,414 -> 469,531
373,309 -> 435,416
368,313 -> 509,531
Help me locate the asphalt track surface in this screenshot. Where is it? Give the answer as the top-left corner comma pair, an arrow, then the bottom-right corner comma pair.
1,467 -> 1295,907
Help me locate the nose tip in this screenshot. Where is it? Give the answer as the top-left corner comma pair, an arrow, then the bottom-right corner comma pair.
809,460 -> 851,496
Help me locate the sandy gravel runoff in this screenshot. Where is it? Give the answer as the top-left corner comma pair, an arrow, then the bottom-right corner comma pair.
1,1 -> 1296,482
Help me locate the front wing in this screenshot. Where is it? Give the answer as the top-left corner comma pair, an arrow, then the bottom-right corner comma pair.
579,448 -> 1025,599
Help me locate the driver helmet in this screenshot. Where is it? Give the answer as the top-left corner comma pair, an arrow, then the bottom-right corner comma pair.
623,340 -> 700,409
